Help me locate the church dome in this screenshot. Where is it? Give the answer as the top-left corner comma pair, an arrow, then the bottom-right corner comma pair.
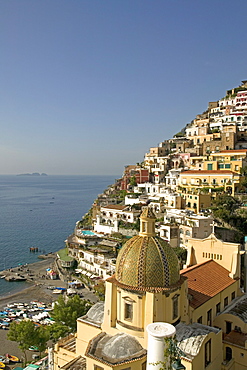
115,207 -> 180,291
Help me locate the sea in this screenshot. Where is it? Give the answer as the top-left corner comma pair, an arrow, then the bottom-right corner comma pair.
0,174 -> 117,298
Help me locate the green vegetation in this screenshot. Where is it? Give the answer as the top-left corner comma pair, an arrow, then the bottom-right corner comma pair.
119,218 -> 140,230
154,336 -> 185,370
8,320 -> 50,364
57,247 -> 74,262
211,194 -> 246,242
129,175 -> 137,186
49,294 -> 92,340
240,166 -> 247,190
94,280 -> 105,300
173,247 -> 187,266
79,208 -> 93,227
173,131 -> 184,138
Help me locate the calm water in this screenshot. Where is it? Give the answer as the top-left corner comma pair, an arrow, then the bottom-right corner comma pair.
0,175 -> 117,297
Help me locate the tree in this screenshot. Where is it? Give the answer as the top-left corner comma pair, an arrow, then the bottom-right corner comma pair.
47,322 -> 70,342
50,295 -> 92,339
8,320 -> 36,364
240,166 -> 247,189
129,176 -> 137,187
33,326 -> 50,357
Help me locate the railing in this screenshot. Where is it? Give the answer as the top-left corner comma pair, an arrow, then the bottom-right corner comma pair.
57,333 -> 75,347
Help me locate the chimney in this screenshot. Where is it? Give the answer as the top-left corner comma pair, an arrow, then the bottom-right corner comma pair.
146,322 -> 176,370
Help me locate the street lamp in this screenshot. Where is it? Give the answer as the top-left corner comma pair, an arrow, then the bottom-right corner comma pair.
172,358 -> 186,370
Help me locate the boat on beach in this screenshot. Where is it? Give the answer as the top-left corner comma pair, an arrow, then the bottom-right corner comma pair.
0,356 -> 9,364
5,354 -> 19,363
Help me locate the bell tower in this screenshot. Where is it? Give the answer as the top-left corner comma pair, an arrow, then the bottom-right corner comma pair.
139,206 -> 156,237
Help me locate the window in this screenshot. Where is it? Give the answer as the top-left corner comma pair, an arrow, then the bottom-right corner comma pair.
226,321 -> 232,334
172,294 -> 179,320
142,362 -> 147,370
94,365 -> 104,370
124,302 -> 133,321
225,347 -> 232,362
205,339 -> 211,367
197,316 -> 202,324
207,309 -> 212,326
216,302 -> 220,315
224,297 -> 229,308
231,291 -> 235,301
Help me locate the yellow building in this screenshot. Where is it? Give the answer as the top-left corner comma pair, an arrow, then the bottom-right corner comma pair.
53,208 -> 246,370
178,169 -> 242,196
203,149 -> 247,174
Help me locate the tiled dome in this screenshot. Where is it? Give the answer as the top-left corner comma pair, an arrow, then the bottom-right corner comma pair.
115,207 -> 180,290
115,235 -> 180,289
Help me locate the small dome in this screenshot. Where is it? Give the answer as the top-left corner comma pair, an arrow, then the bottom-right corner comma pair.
82,302 -> 104,325
86,332 -> 146,365
115,235 -> 180,290
103,333 -> 143,359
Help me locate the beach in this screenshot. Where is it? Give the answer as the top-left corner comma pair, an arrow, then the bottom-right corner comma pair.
0,255 -> 65,309
0,254 -> 98,367
0,255 -> 98,310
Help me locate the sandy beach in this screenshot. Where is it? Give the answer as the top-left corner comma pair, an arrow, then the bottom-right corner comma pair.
0,254 -> 99,367
0,255 -> 67,310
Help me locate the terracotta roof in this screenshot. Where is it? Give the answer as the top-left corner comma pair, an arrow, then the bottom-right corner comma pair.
181,260 -> 236,309
102,204 -> 127,210
181,170 -> 237,175
220,149 -> 247,153
223,331 -> 247,348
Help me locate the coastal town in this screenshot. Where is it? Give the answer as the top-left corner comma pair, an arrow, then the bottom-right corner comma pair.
2,80 -> 247,370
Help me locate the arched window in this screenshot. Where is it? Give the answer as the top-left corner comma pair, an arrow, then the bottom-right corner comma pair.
172,294 -> 179,320
225,347 -> 232,362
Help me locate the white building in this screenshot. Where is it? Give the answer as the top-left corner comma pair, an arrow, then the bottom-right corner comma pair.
94,204 -> 141,234
165,168 -> 183,191
158,208 -> 213,248
78,248 -> 116,280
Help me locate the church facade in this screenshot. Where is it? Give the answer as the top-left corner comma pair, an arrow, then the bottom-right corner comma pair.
53,208 -> 247,370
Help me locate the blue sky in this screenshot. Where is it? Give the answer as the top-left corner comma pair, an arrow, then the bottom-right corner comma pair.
1,0 -> 247,175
